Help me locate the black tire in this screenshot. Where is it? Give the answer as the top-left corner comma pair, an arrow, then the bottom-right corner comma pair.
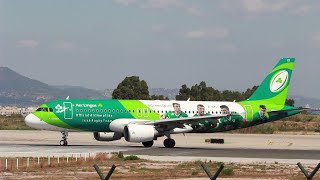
59,140 -> 64,146
164,139 -> 175,148
142,141 -> 153,147
64,141 -> 68,146
167,139 -> 175,148
164,139 -> 169,148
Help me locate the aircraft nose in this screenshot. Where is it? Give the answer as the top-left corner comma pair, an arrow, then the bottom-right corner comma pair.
24,114 -> 41,128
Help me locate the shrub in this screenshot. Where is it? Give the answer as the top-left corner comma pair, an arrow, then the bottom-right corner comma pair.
124,155 -> 139,161
221,168 -> 234,176
191,171 -> 198,176
117,152 -> 124,159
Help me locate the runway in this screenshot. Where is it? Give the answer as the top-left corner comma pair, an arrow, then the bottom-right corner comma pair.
125,147 -> 320,160
1,130 -> 319,164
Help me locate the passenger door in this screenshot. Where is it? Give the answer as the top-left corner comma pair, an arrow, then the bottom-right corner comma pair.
64,102 -> 73,119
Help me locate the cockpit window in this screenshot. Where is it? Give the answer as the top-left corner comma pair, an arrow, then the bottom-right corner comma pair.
36,107 -> 53,112
36,107 -> 45,112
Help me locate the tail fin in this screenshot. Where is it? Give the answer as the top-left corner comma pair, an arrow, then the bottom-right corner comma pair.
246,58 -> 295,105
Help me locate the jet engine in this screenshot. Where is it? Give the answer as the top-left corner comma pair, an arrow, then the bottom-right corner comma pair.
124,124 -> 157,142
93,132 -> 122,142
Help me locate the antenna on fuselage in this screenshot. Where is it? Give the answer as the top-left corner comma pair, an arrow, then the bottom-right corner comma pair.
66,96 -> 70,100
187,98 -> 190,101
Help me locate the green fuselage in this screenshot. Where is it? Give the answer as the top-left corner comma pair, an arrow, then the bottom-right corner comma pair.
31,99 -> 299,133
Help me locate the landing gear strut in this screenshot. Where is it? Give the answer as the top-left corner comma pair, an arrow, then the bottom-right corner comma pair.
60,131 -> 68,146
142,140 -> 154,147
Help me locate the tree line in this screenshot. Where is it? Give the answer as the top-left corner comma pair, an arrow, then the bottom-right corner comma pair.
112,76 -> 294,106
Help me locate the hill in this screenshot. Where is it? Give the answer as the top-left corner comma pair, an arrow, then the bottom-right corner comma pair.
0,67 -> 104,106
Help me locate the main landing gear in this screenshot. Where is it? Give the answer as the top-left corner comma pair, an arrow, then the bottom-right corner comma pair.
163,139 -> 175,148
141,139 -> 175,148
163,132 -> 175,148
60,131 -> 68,146
142,140 -> 154,147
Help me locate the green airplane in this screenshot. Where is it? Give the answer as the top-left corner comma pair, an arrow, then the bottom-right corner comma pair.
25,58 -> 304,148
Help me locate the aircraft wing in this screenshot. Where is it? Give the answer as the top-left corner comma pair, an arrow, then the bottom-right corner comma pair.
268,107 -> 310,116
144,114 -> 227,129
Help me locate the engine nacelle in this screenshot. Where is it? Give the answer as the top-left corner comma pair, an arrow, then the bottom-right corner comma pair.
109,119 -> 150,133
124,124 -> 157,142
93,132 -> 122,142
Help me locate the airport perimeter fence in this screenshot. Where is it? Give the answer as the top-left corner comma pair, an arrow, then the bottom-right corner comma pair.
0,152 -> 113,172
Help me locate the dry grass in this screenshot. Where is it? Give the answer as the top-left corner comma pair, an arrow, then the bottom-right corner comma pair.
1,154 -> 319,180
0,115 -> 35,130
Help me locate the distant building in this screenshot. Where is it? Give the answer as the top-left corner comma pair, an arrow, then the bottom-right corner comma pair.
0,106 -> 37,116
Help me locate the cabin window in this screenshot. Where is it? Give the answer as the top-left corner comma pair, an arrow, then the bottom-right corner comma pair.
132,110 -> 135,113
108,110 -> 111,113
84,110 -> 87,112
49,108 -> 53,112
112,110 -> 115,113
80,110 -> 83,112
116,110 -> 119,113
128,110 -> 131,113
76,109 -> 79,112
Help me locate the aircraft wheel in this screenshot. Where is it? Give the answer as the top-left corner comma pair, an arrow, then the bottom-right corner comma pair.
142,141 -> 154,147
60,140 -> 68,146
164,139 -> 175,148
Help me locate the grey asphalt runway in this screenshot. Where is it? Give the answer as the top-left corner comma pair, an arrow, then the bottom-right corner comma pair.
125,146 -> 320,159
1,131 -> 319,164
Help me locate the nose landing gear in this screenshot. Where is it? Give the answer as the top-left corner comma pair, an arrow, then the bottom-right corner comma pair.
60,131 -> 68,146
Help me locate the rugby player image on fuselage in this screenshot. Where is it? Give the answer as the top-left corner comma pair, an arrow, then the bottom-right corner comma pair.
164,103 -> 188,119
193,104 -> 213,129
194,104 -> 211,117
256,105 -> 269,121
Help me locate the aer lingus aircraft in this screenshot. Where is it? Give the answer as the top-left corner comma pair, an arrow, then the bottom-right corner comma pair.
25,58 -> 303,148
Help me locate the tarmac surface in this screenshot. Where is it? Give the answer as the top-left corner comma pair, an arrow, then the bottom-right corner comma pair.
0,130 -> 319,164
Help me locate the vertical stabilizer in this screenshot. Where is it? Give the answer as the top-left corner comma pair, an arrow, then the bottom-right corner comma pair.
246,58 -> 295,105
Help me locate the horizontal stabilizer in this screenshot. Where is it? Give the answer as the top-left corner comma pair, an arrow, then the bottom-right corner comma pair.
268,107 -> 310,116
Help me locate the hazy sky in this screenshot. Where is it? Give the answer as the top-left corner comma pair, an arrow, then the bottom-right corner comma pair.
1,0 -> 320,98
